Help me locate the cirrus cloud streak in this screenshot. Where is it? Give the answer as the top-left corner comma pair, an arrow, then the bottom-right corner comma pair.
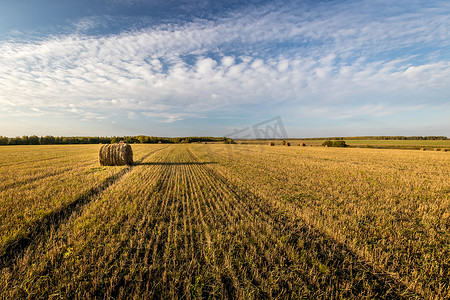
0,0 -> 449,136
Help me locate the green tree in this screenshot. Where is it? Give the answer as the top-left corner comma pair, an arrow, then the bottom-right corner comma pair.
322,140 -> 332,147
40,135 -> 56,145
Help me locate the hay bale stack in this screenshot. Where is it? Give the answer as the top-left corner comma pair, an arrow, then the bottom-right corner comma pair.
99,142 -> 133,166
269,142 -> 275,146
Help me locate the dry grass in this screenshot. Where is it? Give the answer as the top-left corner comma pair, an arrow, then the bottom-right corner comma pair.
0,144 -> 448,299
195,144 -> 450,299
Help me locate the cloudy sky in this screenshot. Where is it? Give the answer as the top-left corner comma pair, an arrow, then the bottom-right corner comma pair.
0,0 -> 449,138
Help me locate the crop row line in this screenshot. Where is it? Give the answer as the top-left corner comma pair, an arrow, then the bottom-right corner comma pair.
0,146 -> 169,269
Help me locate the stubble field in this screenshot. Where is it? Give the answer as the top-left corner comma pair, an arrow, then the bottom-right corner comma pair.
0,144 -> 449,299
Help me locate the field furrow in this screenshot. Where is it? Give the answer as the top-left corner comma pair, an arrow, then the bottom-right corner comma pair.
1,146 -> 169,298
187,147 -> 412,298
191,144 -> 449,298
0,144 -> 447,299
0,145 -> 168,265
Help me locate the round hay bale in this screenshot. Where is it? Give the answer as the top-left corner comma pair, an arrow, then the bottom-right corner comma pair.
99,142 -> 133,166
299,143 -> 306,147
434,148 -> 439,151
286,142 -> 291,146
441,148 -> 447,152
269,142 -> 275,146
420,148 -> 425,151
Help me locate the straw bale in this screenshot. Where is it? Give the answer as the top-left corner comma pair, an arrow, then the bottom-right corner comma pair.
99,142 -> 133,166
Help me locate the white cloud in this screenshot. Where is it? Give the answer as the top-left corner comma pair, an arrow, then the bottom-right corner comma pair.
0,0 -> 449,136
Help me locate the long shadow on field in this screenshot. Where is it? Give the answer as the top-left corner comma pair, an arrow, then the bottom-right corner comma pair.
0,149 -> 163,268
1,167 -> 74,190
0,167 -> 132,268
138,161 -> 217,166
185,149 -> 421,299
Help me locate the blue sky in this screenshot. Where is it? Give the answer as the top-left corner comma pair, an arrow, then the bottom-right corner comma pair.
0,0 -> 449,138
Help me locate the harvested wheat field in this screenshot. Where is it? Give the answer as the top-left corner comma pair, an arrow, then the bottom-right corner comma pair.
99,142 -> 134,166
0,144 -> 449,299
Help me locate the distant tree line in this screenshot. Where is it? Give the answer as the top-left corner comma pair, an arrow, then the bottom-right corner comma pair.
301,136 -> 448,140
0,135 -> 234,145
